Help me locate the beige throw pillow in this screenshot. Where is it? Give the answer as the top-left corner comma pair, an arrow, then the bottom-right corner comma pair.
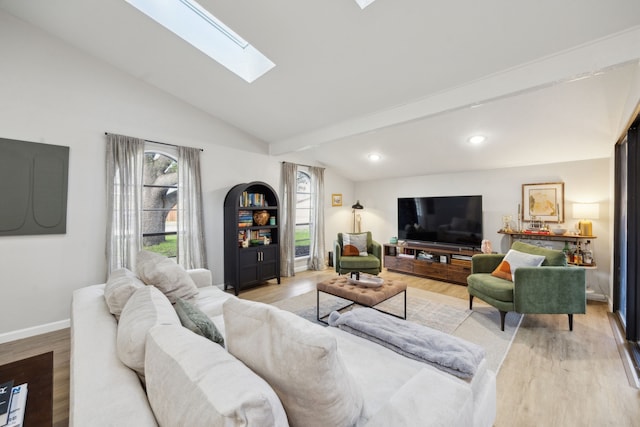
343,233 -> 368,256
136,250 -> 199,303
104,268 -> 145,319
223,298 -> 364,427
145,325 -> 289,427
117,286 -> 180,377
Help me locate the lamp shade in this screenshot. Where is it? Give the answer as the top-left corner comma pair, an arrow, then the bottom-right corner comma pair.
351,200 -> 364,210
572,203 -> 599,220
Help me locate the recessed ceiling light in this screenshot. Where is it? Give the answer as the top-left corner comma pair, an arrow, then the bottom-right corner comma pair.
468,135 -> 486,144
368,153 -> 382,161
355,0 -> 377,9
125,0 -> 275,83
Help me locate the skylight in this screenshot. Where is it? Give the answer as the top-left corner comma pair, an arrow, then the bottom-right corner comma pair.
125,0 -> 275,83
355,0 -> 377,9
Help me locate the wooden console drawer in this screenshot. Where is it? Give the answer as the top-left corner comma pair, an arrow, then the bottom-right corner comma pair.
384,256 -> 414,273
448,264 -> 472,284
414,260 -> 447,280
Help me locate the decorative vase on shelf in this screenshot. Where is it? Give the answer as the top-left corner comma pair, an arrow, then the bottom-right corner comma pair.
253,210 -> 270,226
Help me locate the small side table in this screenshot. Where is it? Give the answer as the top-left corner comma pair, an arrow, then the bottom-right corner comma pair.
0,352 -> 53,426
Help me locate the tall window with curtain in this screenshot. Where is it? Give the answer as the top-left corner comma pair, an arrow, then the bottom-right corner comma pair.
106,134 -> 206,273
281,162 -> 325,275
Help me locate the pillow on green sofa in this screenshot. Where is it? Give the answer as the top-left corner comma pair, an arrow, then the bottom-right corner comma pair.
343,233 -> 368,256
491,249 -> 545,281
174,298 -> 224,347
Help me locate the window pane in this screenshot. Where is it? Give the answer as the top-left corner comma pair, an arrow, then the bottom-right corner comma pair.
295,224 -> 310,258
143,151 -> 178,259
143,234 -> 177,258
142,207 -> 177,234
296,195 -> 311,209
295,209 -> 310,224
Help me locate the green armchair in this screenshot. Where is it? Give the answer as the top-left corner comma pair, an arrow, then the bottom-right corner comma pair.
467,241 -> 586,331
334,232 -> 382,275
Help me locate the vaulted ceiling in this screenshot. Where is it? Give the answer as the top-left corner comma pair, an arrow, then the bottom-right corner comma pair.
2,0 -> 640,181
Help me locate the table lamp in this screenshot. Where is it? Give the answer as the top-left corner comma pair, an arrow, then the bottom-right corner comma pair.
352,200 -> 363,233
572,203 -> 599,236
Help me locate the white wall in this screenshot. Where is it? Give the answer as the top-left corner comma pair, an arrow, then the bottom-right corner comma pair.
0,12 -> 330,337
353,158 -> 612,298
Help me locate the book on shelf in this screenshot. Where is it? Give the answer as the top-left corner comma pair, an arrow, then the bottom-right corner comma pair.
240,192 -> 268,208
237,210 -> 253,227
5,383 -> 27,427
0,380 -> 13,426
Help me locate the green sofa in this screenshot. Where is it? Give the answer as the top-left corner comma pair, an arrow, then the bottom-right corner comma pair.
467,241 -> 586,331
334,232 -> 382,275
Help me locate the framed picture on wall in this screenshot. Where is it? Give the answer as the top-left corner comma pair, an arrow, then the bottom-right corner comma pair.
522,182 -> 564,223
332,193 -> 342,207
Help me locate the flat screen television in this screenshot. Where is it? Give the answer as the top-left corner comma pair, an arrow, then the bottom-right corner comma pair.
397,195 -> 483,249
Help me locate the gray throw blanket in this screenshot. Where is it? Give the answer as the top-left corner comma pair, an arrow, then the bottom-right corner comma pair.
328,308 -> 485,378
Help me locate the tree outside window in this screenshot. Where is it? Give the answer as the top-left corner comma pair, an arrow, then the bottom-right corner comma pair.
142,151 -> 178,258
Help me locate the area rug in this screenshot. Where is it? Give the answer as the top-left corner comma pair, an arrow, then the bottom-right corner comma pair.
271,287 -> 522,373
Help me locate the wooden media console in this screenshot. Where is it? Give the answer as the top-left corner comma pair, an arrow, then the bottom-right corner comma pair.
383,243 -> 481,285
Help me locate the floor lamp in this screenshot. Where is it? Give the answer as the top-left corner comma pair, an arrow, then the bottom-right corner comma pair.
352,200 -> 363,233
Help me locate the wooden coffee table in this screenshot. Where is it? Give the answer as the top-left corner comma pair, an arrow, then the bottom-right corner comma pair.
316,275 -> 407,323
0,352 -> 53,426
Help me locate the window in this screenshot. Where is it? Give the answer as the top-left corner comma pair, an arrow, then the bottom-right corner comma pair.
295,170 -> 311,258
125,0 -> 275,83
142,149 -> 178,258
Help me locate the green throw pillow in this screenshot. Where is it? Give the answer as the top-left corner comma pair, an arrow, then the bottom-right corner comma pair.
174,298 -> 225,347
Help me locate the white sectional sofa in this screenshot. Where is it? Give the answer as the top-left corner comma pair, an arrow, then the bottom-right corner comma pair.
70,263 -> 496,426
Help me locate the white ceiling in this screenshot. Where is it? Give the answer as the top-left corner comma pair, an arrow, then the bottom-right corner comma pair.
2,0 -> 640,181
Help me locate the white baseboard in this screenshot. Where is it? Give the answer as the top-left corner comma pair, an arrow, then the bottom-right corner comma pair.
0,319 -> 70,345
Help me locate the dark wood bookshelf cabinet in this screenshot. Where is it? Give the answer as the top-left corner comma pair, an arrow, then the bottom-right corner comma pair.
224,181 -> 280,295
383,243 -> 481,285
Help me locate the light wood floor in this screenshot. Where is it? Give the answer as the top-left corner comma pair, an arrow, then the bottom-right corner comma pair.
1,268 -> 638,426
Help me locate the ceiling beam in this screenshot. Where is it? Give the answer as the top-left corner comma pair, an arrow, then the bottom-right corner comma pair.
269,26 -> 640,156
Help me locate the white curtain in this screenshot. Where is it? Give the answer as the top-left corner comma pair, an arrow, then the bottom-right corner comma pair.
106,134 -> 144,274
280,162 -> 297,277
307,166 -> 325,270
177,146 -> 207,269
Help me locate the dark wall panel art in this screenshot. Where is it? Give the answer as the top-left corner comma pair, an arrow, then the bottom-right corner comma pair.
0,138 -> 69,236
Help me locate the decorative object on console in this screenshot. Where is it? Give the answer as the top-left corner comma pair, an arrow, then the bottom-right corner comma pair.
481,239 -> 492,254
572,203 -> 599,236
521,182 -> 564,223
351,200 -> 363,233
